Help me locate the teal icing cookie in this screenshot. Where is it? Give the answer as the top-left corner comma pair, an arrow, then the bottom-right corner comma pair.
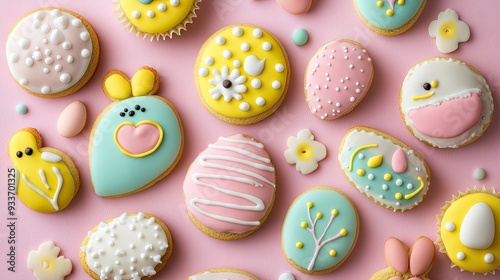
338,126 -> 430,211
354,0 -> 426,35
282,187 -> 359,274
89,67 -> 183,197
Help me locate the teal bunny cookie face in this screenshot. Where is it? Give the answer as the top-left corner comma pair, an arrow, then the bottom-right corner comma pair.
354,0 -> 424,31
89,68 -> 183,197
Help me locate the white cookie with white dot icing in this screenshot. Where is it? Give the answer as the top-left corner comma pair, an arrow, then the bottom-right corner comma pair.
195,24 -> 290,125
6,8 -> 99,98
80,212 -> 173,280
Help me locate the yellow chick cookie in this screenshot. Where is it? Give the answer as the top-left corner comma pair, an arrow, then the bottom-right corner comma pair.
116,0 -> 201,40
8,128 -> 80,213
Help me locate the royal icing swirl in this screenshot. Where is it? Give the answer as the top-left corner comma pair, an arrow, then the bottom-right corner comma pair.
6,8 -> 97,96
81,212 -> 170,280
400,57 -> 493,148
305,39 -> 373,120
184,134 -> 276,236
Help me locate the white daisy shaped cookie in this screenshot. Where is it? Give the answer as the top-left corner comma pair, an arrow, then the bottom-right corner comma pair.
28,241 -> 72,280
284,129 -> 326,175
429,9 -> 470,53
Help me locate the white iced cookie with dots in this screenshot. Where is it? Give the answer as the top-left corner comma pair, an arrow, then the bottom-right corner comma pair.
195,24 -> 290,125
80,212 -> 173,280
6,8 -> 99,98
305,39 -> 373,121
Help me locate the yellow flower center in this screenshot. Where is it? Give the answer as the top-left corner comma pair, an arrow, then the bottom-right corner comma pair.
296,142 -> 314,161
439,20 -> 458,39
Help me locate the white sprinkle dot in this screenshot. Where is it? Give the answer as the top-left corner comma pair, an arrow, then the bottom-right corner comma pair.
20,79 -> 28,85
275,63 -> 284,73
251,79 -> 262,89
232,27 -> 243,37
55,64 -> 62,71
356,89 -> 361,93
132,10 -> 140,18
41,86 -> 51,94
147,10 -> 155,17
407,183 -> 413,190
198,68 -> 208,76
81,49 -> 90,58
456,252 -> 465,260
44,57 -> 53,65
368,174 -> 374,180
335,87 -> 340,92
253,28 -> 263,38
25,58 -> 34,67
215,36 -> 225,45
241,42 -> 250,51
358,56 -> 362,60
233,60 -> 241,68
262,42 -> 272,51
223,50 -> 232,59
350,97 -> 355,102
67,55 -> 74,63
484,253 -> 494,264
272,81 -> 281,89
327,100 -> 332,104
256,97 -> 265,106
62,41 -> 72,50
33,51 -> 42,61
44,49 -> 51,56
157,3 -> 167,12
204,56 -> 214,65
239,102 -> 250,111
80,32 -> 90,41
349,64 -> 354,69
170,0 -> 180,6
445,222 -> 455,232
396,179 -> 403,186
382,184 -> 388,190
335,102 -> 341,107
43,68 -> 49,74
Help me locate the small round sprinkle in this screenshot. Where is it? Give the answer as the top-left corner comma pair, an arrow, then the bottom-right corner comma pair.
473,168 -> 486,180
59,73 -> 71,84
147,10 -> 155,17
157,3 -> 167,12
16,104 -> 28,114
204,56 -> 214,65
81,49 -> 90,58
382,184 -> 388,190
215,36 -> 225,45
198,68 -> 208,77
170,0 -> 180,6
262,42 -> 272,51
292,28 -> 309,46
256,97 -> 266,106
484,253 -> 494,264
456,252 -> 465,260
239,102 -> 250,111
445,222 -> 455,232
223,50 -> 232,59
251,79 -> 262,89
241,42 -> 250,51
272,80 -> 281,89
232,27 -> 243,37
275,63 -> 285,73
233,60 -> 241,68
252,28 -> 263,38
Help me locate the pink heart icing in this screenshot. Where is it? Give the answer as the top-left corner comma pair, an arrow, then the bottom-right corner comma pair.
408,93 -> 481,138
116,123 -> 161,156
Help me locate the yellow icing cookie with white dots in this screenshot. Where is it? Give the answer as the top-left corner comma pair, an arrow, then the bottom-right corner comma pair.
115,0 -> 201,40
437,187 -> 500,274
195,24 -> 290,125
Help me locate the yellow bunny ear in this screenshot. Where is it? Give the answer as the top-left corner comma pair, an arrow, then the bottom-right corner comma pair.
103,71 -> 132,101
131,67 -> 159,96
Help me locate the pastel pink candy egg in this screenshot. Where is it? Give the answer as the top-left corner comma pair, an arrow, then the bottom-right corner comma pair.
276,0 -> 312,15
304,39 -> 373,121
57,100 -> 87,137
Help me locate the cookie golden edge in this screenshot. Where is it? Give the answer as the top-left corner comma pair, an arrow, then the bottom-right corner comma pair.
353,0 -> 427,36
281,186 -> 360,275
79,212 -> 173,280
398,57 -> 493,149
114,0 -> 202,41
338,126 -> 431,212
7,7 -> 100,98
184,134 -> 276,240
186,268 -> 259,279
435,187 -> 500,275
194,24 -> 291,126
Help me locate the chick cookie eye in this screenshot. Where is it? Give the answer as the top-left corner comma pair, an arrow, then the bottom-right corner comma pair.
423,83 -> 431,91
16,151 -> 23,158
25,147 -> 33,156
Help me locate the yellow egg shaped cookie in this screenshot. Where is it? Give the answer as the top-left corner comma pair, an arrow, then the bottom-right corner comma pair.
195,24 -> 290,125
116,0 -> 201,40
8,128 -> 80,213
437,187 -> 500,274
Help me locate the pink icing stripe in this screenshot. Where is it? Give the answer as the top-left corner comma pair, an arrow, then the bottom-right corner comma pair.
183,134 -> 275,234
385,238 -> 409,273
305,40 -> 373,120
408,93 -> 481,138
116,123 -> 161,155
391,149 -> 407,174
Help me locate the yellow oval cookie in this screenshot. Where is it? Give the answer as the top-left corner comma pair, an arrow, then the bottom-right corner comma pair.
195,24 -> 290,125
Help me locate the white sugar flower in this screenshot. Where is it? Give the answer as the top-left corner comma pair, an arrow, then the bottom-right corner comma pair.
209,66 -> 247,102
27,241 -> 72,280
429,9 -> 470,53
284,129 -> 327,175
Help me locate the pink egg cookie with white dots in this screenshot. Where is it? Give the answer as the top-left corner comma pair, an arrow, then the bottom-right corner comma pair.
304,39 -> 373,121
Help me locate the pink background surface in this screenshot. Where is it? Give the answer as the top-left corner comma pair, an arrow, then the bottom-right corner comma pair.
1,0 -> 499,279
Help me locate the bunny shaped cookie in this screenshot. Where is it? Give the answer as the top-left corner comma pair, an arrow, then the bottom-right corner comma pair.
370,237 -> 435,280
89,67 -> 184,197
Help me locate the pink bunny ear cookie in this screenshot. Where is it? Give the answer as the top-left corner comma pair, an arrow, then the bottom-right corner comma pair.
305,39 -> 374,121
6,8 -> 99,98
370,236 -> 435,280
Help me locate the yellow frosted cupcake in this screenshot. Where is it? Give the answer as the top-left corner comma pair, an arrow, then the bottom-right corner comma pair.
115,0 -> 201,40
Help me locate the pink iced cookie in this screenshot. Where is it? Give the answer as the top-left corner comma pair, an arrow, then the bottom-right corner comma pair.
304,39 -> 374,121
183,134 -> 276,240
276,0 -> 312,15
6,8 -> 99,98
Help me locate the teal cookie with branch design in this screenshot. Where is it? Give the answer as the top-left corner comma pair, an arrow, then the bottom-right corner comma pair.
282,186 -> 359,274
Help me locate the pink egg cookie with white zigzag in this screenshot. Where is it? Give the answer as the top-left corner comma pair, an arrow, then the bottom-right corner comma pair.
183,134 -> 276,240
305,39 -> 373,121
